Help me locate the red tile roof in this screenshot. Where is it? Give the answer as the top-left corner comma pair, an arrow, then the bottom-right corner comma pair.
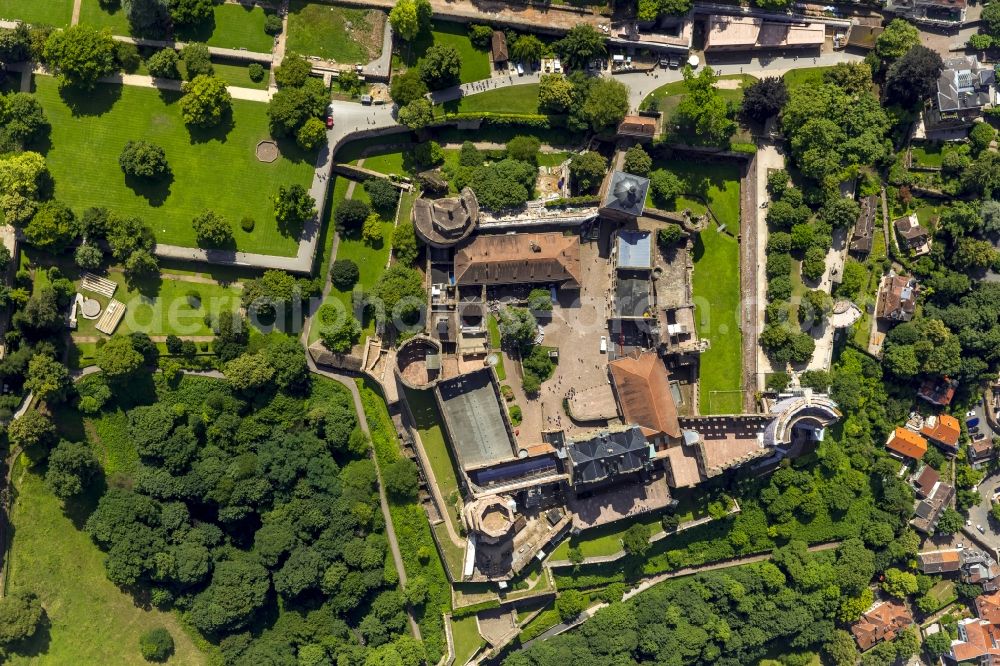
921,413 -> 961,449
886,427 -> 928,460
609,351 -> 681,440
851,600 -> 913,651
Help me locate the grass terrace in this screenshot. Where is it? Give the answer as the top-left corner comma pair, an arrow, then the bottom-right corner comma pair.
396,20 -> 491,85
287,0 -> 386,63
646,158 -> 742,415
439,84 -> 541,115
452,615 -> 485,665
910,143 -> 945,168
32,75 -> 315,255
0,0 -> 73,26
79,0 -> 130,34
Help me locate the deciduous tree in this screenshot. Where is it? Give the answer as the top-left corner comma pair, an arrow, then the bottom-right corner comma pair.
43,25 -> 117,89
180,75 -> 231,127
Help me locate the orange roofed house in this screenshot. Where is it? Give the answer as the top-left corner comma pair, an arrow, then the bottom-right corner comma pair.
886,427 -> 928,460
851,600 -> 914,651
921,413 -> 961,453
608,351 -> 681,446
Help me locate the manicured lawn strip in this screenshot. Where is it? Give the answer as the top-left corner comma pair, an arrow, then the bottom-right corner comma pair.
537,151 -> 572,168
398,20 -> 490,84
402,386 -> 461,505
692,227 -> 742,415
358,378 -> 450,662
32,75 -> 313,255
287,0 -> 386,63
5,459 -> 209,666
211,61 -> 270,90
487,315 -> 506,380
451,615 -> 484,665
782,66 -> 833,90
0,0 -> 73,26
440,84 -> 540,115
640,74 -> 755,112
358,150 -> 410,177
335,132 -> 416,162
175,3 -> 274,52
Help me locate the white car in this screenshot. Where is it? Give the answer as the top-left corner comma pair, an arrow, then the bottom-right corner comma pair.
968,410 -> 978,418
600,336 -> 607,353
979,524 -> 986,534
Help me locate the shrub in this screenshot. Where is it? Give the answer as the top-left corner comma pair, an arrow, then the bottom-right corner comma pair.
362,213 -> 384,244
509,405 -> 522,426
115,41 -> 141,72
146,48 -> 180,79
335,199 -> 371,231
331,259 -> 360,289
623,144 -> 652,176
119,140 -> 169,179
501,385 -> 514,401
139,627 -> 174,662
365,178 -> 399,212
468,24 -> 493,49
74,243 -> 103,270
657,224 -> 685,248
165,334 -> 183,354
248,63 -> 265,82
264,14 -> 283,36
240,216 -> 255,232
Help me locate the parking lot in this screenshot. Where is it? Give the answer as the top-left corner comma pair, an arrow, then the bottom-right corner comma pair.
962,399 -> 1000,556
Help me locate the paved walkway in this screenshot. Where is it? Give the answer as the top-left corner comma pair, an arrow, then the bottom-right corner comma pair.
753,142 -> 784,387
71,0 -> 82,26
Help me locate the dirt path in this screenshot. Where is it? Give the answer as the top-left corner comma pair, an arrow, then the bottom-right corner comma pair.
71,0 -> 82,25
107,268 -> 243,288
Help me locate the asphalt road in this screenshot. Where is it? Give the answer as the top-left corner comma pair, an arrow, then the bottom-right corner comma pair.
963,399 -> 1000,554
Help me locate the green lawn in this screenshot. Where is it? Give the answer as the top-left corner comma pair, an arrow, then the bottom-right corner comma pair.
640,74 -> 756,113
693,226 -> 742,414
5,458 -> 208,665
211,61 -> 270,90
451,615 -> 484,665
0,0 -> 73,26
403,386 -> 461,505
287,0 -> 386,63
310,178 -> 392,343
357,150 -> 411,177
175,3 -> 275,52
782,66 -> 833,90
926,580 -> 957,611
645,159 -> 743,415
910,143 -> 944,168
440,84 -> 540,115
79,0 -> 274,50
79,0 -> 130,33
487,314 -> 506,380
397,20 -> 491,84
32,75 -> 315,255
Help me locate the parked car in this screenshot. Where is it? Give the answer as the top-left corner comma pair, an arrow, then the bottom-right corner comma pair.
979,524 -> 986,533
600,336 -> 607,353
659,58 -> 669,68
516,63 -> 524,76
968,417 -> 981,428
968,410 -> 978,418
669,55 -> 680,68
973,433 -> 988,442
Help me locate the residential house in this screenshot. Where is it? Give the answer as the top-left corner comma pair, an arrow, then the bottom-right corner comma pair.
977,589 -> 1000,624
886,427 -> 928,460
851,600 -> 914,651
875,275 -> 918,322
925,56 -> 996,130
917,549 -> 963,574
912,464 -> 941,499
950,618 -> 1000,663
921,413 -> 961,453
918,377 -> 959,407
893,214 -> 931,255
850,194 -> 878,258
962,551 -> 1000,592
970,437 -> 994,468
911,478 -> 955,534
